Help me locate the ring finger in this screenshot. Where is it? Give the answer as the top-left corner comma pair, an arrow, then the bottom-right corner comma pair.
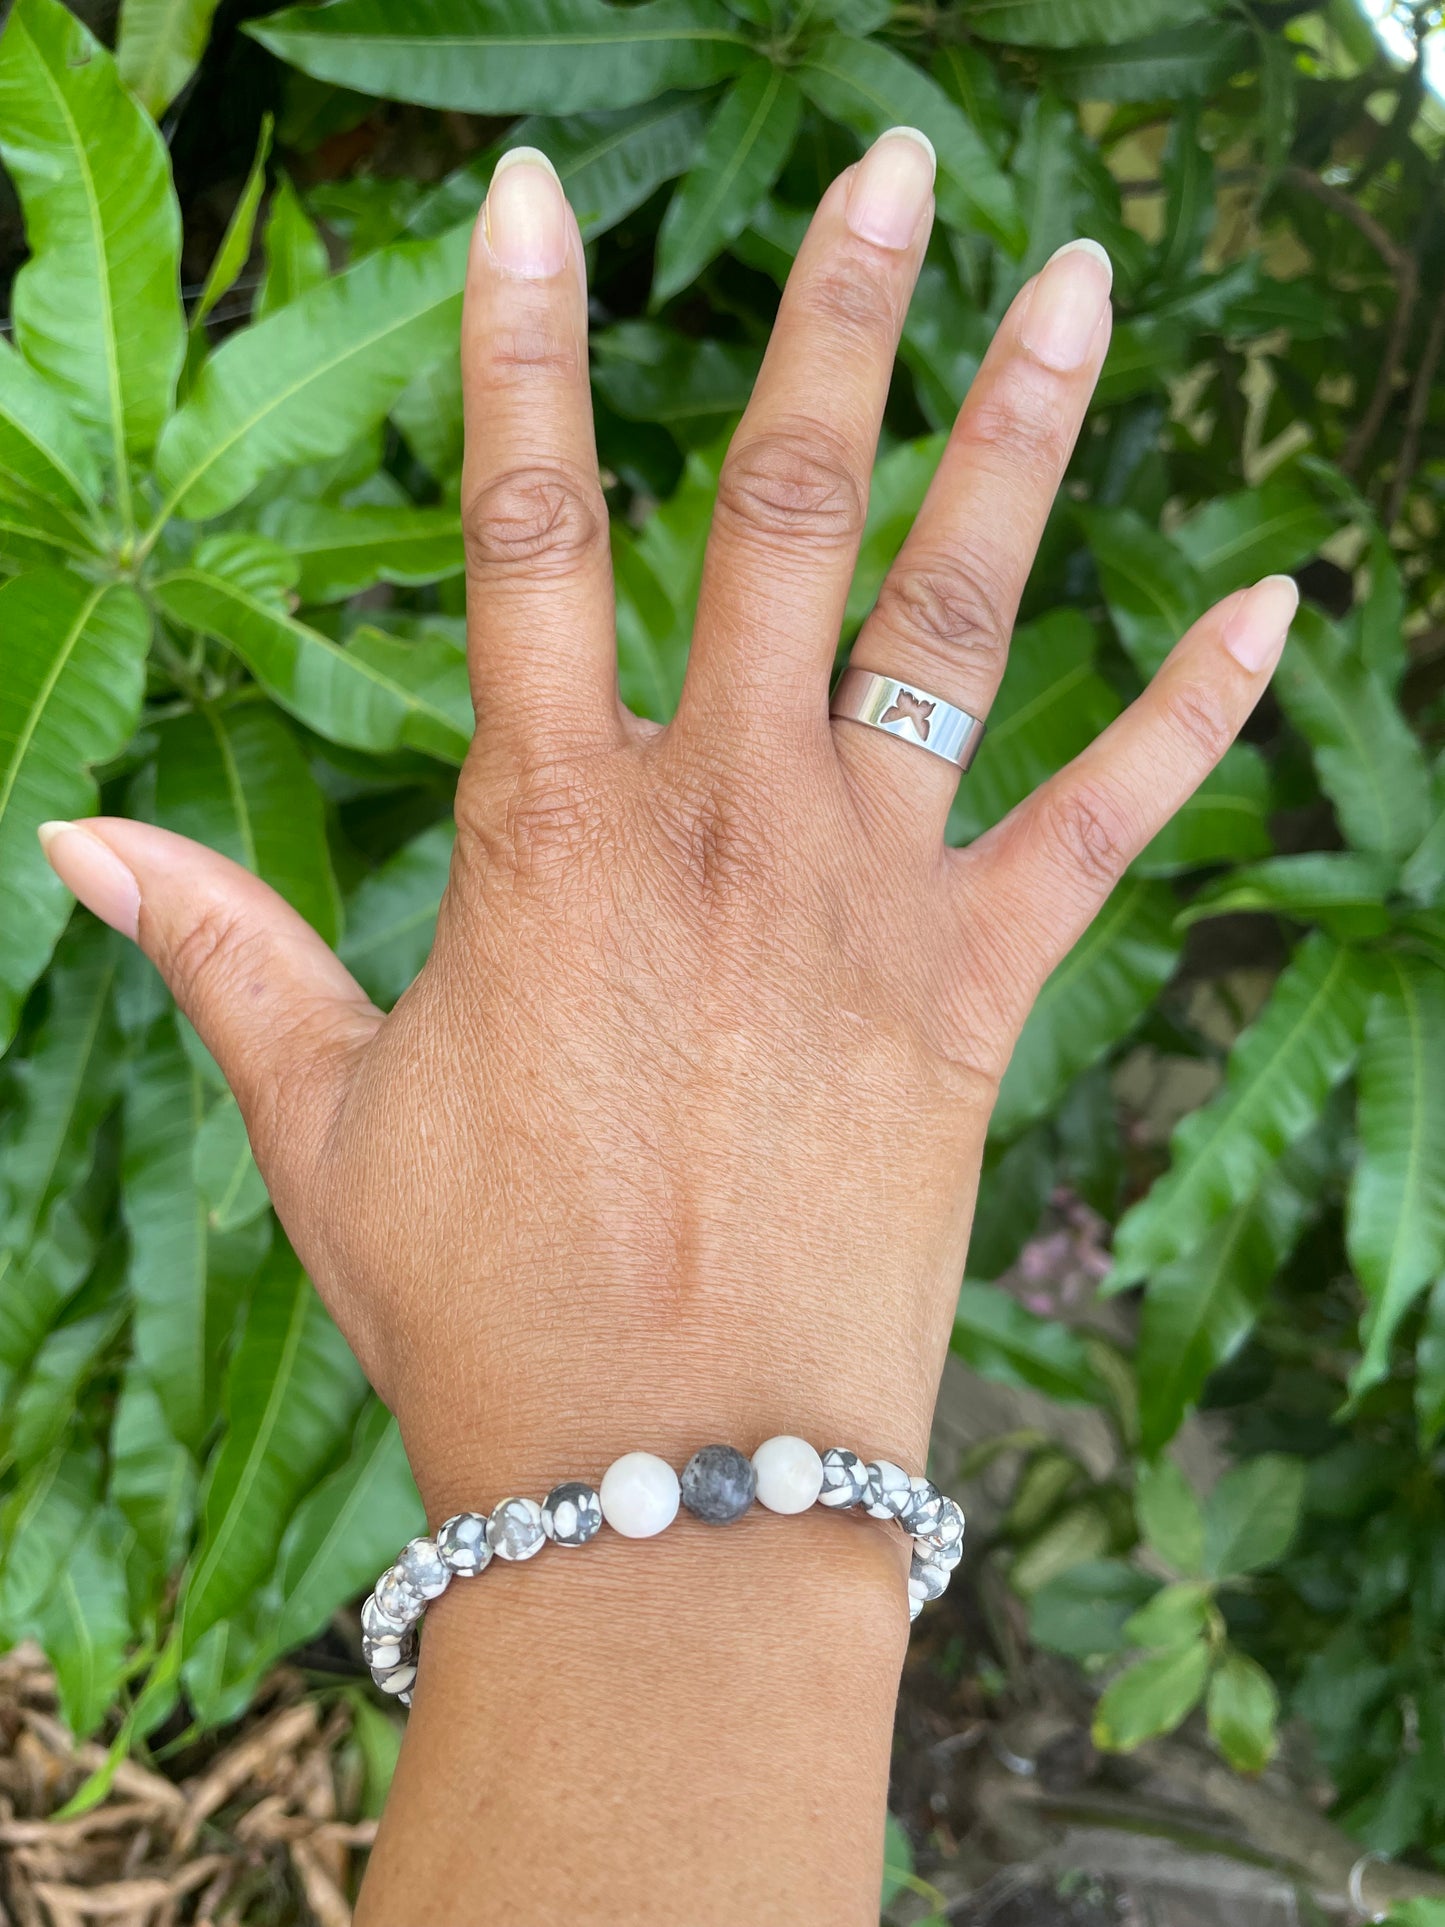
834,238 -> 1114,845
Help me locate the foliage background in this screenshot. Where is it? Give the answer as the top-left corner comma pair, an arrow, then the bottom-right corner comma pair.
0,0 -> 1444,1913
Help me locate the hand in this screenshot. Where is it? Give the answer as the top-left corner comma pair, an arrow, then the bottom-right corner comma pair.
41,130 -> 1295,1923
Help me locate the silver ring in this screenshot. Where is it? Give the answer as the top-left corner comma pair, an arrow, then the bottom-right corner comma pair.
830,667 -> 985,771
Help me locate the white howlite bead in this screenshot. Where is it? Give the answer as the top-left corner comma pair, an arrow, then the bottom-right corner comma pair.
900,1476 -> 944,1538
864,1459 -> 912,1520
398,1536 -> 450,1599
376,1662 -> 418,1696
752,1436 -> 824,1515
599,1453 -> 681,1538
364,1636 -> 406,1671
908,1552 -> 949,1604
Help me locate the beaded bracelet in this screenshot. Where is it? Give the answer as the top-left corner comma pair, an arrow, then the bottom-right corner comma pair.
362,1437 -> 965,1705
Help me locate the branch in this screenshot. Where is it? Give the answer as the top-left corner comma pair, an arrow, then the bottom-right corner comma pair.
1386,280 -> 1445,526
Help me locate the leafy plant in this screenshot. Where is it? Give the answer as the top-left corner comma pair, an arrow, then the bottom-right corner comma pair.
0,0 -> 1444,1895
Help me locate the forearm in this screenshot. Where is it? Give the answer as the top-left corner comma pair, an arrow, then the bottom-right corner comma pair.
359,1498 -> 910,1925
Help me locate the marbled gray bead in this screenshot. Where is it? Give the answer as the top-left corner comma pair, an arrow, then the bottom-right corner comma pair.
864,1459 -> 912,1521
438,1511 -> 492,1576
918,1496 -> 965,1554
681,1445 -> 757,1524
921,1530 -> 964,1573
488,1495 -> 547,1561
362,1592 -> 409,1639
908,1591 -> 925,1623
908,1551 -> 950,1604
363,1627 -> 416,1671
375,1564 -> 425,1625
818,1447 -> 869,1509
900,1476 -> 944,1538
398,1535 -> 450,1599
375,1661 -> 418,1696
542,1481 -> 603,1546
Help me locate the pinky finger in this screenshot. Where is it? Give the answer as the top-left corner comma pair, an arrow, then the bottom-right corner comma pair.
957,573 -> 1299,1013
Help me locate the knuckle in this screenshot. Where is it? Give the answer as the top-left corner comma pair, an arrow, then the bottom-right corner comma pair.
462,462 -> 605,578
797,261 -> 899,348
161,900 -> 264,1010
715,425 -> 867,550
965,363 -> 1076,483
457,756 -> 604,894
484,320 -> 581,382
1162,679 -> 1235,765
871,552 -> 1010,682
1040,779 -> 1135,891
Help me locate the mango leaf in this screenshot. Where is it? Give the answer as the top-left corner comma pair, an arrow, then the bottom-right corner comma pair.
1124,1579 -> 1213,1651
123,1017 -> 266,1455
186,117 -> 274,348
1109,934 -> 1373,1288
194,1095 -> 270,1234
1202,1454 -> 1304,1577
1135,1458 -> 1204,1575
591,321 -> 759,437
267,1397 -> 423,1654
0,339 -> 103,523
991,879 -> 1179,1142
0,0 -> 183,503
881,1812 -> 913,1907
614,440 -> 721,722
843,434 -> 946,633
1171,480 -> 1335,602
108,1370 -> 196,1577
798,34 -> 1022,250
1207,1649 -> 1278,1773
154,557 -> 473,763
181,1242 -> 367,1646
0,572 -> 150,1051
1178,852 -> 1397,941
1082,505 -> 1206,678
117,0 -> 222,118
153,703 -> 341,944
391,355 -> 465,482
951,1284 -> 1103,1404
963,0 -> 1217,47
1348,958 -> 1445,1395
411,96 -> 710,244
339,821 -> 455,1008
261,502 -> 464,604
654,61 -> 800,304
153,225 -> 468,522
7,1294 -> 126,1469
1030,1559 -> 1156,1660
255,173 -> 330,321
1416,1278 -> 1445,1450
1133,745 -> 1271,878
1275,607 -> 1431,862
248,0 -> 748,115
1040,22 -> 1251,99
31,1507 -> 132,1739
0,1447 -> 100,1624
1092,1637 -> 1211,1751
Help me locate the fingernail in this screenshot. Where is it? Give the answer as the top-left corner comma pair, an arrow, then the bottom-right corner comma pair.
38,821 -> 140,939
846,127 -> 936,251
1019,238 -> 1113,371
1222,574 -> 1299,673
484,147 -> 568,278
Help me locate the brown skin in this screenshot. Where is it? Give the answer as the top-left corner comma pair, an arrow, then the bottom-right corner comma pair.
42,132 -> 1294,1924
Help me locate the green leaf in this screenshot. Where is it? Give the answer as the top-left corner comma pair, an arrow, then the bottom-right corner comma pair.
1275,607 -> 1431,861
154,554 -> 473,763
1347,958 -> 1445,1394
153,225 -> 469,522
117,0 -> 223,118
181,1240 -> 366,1646
339,820 -> 455,1008
261,501 -> 464,604
153,702 -> 341,944
1415,1277 -> 1445,1449
32,1507 -> 132,1739
187,116 -> 274,344
194,1095 -> 270,1233
1092,1637 -> 1211,1751
844,434 -> 946,634
255,172 -> 330,321
1135,1458 -> 1204,1576
798,34 -> 1022,250
1178,852 -> 1398,941
0,0 -> 184,512
1202,1454 -> 1304,1577
0,1447 -> 100,1624
963,0 -> 1216,46
1384,1903 -> 1445,1927
268,1397 -> 423,1654
108,1369 -> 196,1576
1207,1649 -> 1278,1773
992,879 -> 1179,1142
391,354 -> 465,482
1039,21 -> 1251,99
7,1293 -> 126,1468
0,572 -> 150,1051
654,61 -> 800,304
1109,935 -> 1374,1288
1082,505 -> 1206,679
248,0 -> 748,115
1171,481 -> 1335,603
1133,745 -> 1271,878
1030,1559 -> 1155,1660
951,1283 -> 1103,1404
1124,1579 -> 1213,1651
0,338 -> 103,522
881,1812 -> 913,1907
592,321 -> 759,437
614,440 -> 721,722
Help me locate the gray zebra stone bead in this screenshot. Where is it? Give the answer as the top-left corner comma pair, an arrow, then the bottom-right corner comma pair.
918,1496 -> 965,1554
438,1511 -> 492,1576
818,1447 -> 869,1509
488,1496 -> 547,1561
375,1564 -> 425,1625
362,1592 -> 409,1639
363,1627 -> 416,1671
864,1459 -> 912,1521
908,1551 -> 950,1605
375,1661 -> 418,1697
398,1536 -> 450,1600
681,1444 -> 757,1523
542,1481 -> 603,1546
900,1476 -> 944,1538
921,1530 -> 964,1573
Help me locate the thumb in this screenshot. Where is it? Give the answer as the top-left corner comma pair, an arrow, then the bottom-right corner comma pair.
38,816 -> 380,1191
